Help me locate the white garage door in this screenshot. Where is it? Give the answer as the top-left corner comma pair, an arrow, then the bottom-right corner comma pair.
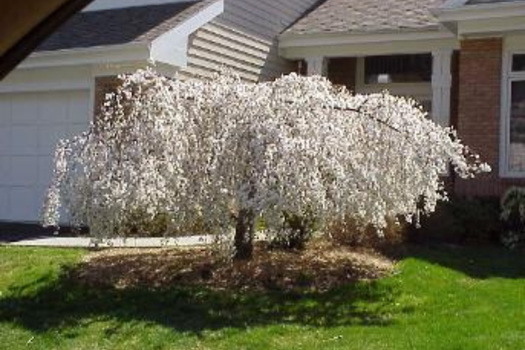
0,90 -> 90,222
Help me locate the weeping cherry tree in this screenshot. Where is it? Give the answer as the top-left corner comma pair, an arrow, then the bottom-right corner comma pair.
42,69 -> 490,260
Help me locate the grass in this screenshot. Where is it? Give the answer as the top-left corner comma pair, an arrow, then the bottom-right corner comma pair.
0,244 -> 524,349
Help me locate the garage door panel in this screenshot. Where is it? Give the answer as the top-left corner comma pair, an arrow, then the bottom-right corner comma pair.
38,156 -> 54,186
69,91 -> 90,124
40,94 -> 68,124
68,122 -> 89,136
11,125 -> 38,155
0,129 -> 11,155
11,94 -> 39,125
38,124 -> 68,155
0,187 -> 8,220
0,89 -> 90,222
11,157 -> 38,186
0,96 -> 11,126
9,187 -> 38,222
0,157 -> 10,185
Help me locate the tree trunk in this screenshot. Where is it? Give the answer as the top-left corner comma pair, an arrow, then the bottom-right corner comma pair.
234,209 -> 255,260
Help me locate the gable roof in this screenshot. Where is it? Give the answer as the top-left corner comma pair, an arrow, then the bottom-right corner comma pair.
285,0 -> 448,36
36,0 -> 216,52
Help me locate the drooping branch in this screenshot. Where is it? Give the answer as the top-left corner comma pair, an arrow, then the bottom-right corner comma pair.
41,69 -> 490,259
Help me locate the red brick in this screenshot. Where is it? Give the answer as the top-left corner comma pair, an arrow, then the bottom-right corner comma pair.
455,38 -> 525,197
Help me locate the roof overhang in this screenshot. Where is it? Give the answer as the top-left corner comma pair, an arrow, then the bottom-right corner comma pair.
14,0 -> 224,71
435,1 -> 525,36
279,30 -> 459,59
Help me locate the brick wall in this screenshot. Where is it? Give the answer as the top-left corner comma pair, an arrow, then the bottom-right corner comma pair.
455,38 -> 525,197
327,58 -> 356,91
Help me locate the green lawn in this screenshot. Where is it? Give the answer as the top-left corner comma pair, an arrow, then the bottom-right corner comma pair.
0,244 -> 524,350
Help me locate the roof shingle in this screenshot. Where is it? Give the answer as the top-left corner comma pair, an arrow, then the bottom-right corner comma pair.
37,0 -> 217,52
285,0 -> 447,36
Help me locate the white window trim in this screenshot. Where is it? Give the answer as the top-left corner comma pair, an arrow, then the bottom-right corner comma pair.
500,49 -> 525,178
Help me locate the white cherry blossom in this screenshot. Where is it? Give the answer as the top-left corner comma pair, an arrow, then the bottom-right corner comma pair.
41,69 -> 490,258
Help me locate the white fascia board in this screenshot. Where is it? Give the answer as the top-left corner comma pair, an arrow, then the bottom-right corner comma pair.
280,30 -> 456,49
0,65 -> 93,93
18,44 -> 150,70
280,37 -> 460,60
149,0 -> 224,67
458,16 -> 525,36
84,0 -> 200,12
436,2 -> 525,22
441,0 -> 469,10
279,31 -> 459,59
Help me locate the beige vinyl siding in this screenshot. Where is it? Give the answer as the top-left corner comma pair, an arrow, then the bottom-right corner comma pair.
179,0 -> 319,82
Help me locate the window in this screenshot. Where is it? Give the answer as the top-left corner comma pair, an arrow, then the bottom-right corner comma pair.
508,81 -> 525,172
356,54 -> 433,115
364,54 -> 432,84
504,52 -> 525,175
512,54 -> 525,72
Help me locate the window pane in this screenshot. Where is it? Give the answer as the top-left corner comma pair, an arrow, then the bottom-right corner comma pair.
512,54 -> 525,72
365,54 -> 432,84
509,81 -> 525,172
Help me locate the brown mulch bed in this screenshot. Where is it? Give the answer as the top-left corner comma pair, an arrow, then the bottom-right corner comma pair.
72,241 -> 394,292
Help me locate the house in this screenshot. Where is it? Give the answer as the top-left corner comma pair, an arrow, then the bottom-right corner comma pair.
0,0 -> 319,223
280,0 -> 525,198
2,0 -> 525,225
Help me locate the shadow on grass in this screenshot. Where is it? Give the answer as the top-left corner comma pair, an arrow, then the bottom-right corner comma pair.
0,267 -> 402,334
400,244 -> 525,279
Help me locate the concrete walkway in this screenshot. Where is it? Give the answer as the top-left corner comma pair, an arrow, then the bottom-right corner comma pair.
4,235 -> 214,248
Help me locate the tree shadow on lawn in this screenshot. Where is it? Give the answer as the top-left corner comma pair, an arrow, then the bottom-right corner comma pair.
0,267 -> 404,335
399,244 -> 525,280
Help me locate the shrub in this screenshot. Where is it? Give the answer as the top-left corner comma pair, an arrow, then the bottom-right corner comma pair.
412,196 -> 501,244
268,210 -> 318,250
500,187 -> 525,249
118,209 -> 173,237
119,209 -> 209,237
327,215 -> 408,249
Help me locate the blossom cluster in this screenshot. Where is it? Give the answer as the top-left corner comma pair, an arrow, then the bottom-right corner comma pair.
41,69 -> 490,239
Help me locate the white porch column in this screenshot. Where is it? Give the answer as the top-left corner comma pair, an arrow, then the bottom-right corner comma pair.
305,56 -> 327,76
432,49 -> 453,127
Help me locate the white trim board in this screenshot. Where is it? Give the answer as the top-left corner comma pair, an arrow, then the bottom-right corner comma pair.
0,66 -> 94,93
437,1 -> 525,22
150,0 -> 224,67
280,30 -> 455,48
441,0 -> 469,10
500,35 -> 525,178
457,16 -> 525,37
280,37 -> 459,60
84,0 -> 200,12
18,44 -> 150,70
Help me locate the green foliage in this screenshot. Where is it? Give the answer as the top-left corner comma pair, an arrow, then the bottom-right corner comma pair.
500,187 -> 525,249
413,196 -> 501,244
118,209 -> 210,237
119,208 -> 173,237
269,210 -> 318,250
